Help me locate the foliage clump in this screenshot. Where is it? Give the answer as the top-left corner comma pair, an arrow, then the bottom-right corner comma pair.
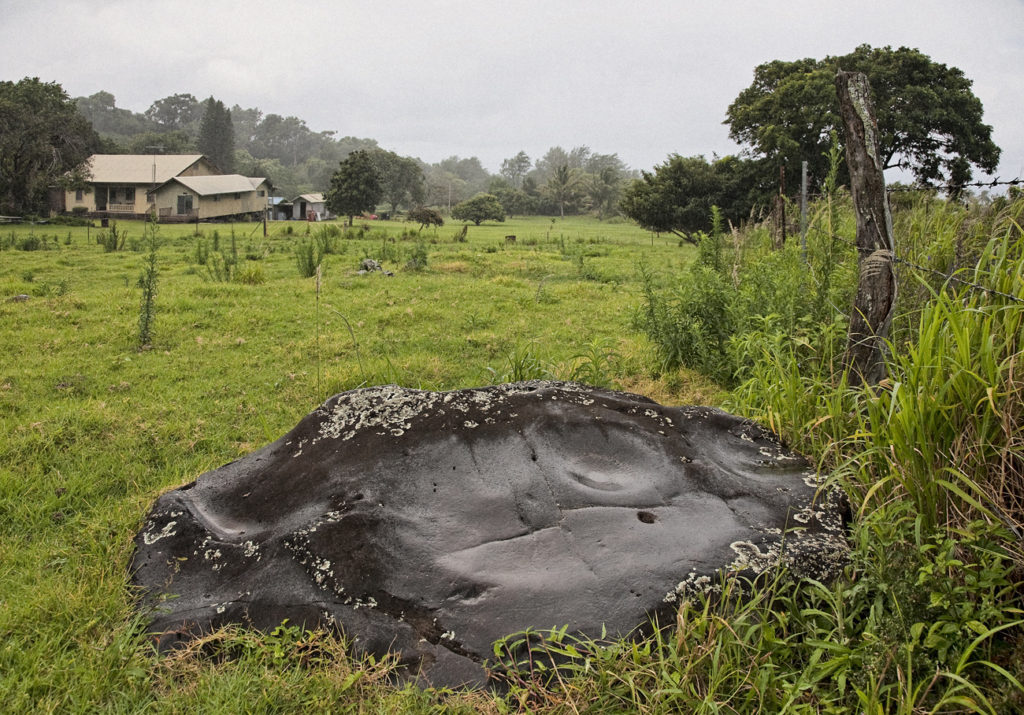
407,205 -> 443,230
452,193 -> 505,225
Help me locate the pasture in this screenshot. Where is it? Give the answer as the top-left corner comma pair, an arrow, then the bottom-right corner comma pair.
0,215 -> 717,711
3,200 -> 1023,712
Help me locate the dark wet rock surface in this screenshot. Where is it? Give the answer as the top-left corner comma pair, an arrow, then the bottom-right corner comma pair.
130,381 -> 848,688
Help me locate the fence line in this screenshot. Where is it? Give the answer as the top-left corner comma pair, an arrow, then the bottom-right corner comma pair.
885,177 -> 1022,193
805,224 -> 1024,305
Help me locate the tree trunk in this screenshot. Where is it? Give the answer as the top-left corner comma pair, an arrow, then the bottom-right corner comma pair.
835,70 -> 897,388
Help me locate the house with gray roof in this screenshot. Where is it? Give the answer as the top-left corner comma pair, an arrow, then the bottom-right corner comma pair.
65,154 -> 268,221
149,175 -> 269,221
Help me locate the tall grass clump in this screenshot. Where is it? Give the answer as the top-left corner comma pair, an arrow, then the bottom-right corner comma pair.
295,238 -> 323,277
732,196 -> 1024,535
634,201 -> 851,385
491,506 -> 1021,713
98,221 -> 126,252
713,193 -> 1024,711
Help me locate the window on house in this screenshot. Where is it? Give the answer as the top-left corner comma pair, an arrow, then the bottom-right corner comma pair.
212,195 -> 219,202
125,187 -> 135,203
75,189 -> 83,202
258,190 -> 265,197
234,193 -> 241,199
177,195 -> 193,215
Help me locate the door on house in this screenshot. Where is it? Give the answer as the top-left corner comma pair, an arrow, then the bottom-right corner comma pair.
299,200 -> 307,219
96,186 -> 108,210
177,194 -> 194,215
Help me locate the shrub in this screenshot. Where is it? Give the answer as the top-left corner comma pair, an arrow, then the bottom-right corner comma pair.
408,206 -> 444,230
234,264 -> 266,285
97,222 -> 125,252
294,239 -> 322,278
405,241 -> 428,271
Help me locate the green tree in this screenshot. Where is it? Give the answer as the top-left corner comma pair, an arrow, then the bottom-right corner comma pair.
408,206 -> 444,230
435,156 -> 492,196
76,91 -> 153,138
370,149 -> 425,215
499,150 -> 531,189
1,78 -> 98,215
543,164 -> 583,218
127,130 -> 196,155
726,44 -> 1001,190
326,150 -> 382,225
198,97 -> 235,173
619,154 -> 762,242
145,93 -> 201,132
451,193 -> 504,225
251,114 -> 316,166
587,165 -> 623,220
490,184 -> 535,217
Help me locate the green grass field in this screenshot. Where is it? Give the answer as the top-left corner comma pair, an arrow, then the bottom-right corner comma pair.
4,202 -> 1023,713
0,215 -> 724,712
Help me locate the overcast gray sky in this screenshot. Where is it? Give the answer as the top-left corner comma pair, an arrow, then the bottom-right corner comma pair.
3,0 -> 1022,181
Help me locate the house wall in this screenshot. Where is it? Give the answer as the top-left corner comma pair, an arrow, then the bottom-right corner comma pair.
179,159 -> 218,177
63,157 -> 218,215
196,189 -> 267,219
150,183 -> 269,220
64,183 -> 158,215
292,200 -> 328,220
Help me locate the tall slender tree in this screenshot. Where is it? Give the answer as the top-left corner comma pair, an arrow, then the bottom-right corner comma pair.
197,97 -> 235,173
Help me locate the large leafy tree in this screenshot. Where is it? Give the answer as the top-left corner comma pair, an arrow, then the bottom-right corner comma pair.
620,154 -> 764,241
0,78 -> 98,215
197,97 -> 235,173
145,93 -> 201,132
726,45 -> 1001,190
326,150 -> 382,225
76,91 -> 153,137
451,193 -> 504,225
369,149 -> 425,215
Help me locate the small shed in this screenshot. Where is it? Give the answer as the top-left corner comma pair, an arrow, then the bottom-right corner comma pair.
291,193 -> 331,221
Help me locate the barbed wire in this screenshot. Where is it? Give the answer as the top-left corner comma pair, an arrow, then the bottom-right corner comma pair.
805,224 -> 1024,305
886,177 -> 1022,193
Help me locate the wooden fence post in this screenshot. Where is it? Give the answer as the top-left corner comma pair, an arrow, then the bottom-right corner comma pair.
836,70 -> 897,387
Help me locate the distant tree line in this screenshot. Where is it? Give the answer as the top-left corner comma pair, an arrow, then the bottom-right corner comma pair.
0,44 -> 999,222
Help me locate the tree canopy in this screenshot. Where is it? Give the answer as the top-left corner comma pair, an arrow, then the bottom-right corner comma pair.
408,206 -> 444,230
370,149 -> 425,215
543,164 -> 584,218
1,77 -> 98,215
451,193 -> 505,225
725,44 -> 1001,190
619,154 -> 764,241
326,150 -> 382,225
145,93 -> 201,131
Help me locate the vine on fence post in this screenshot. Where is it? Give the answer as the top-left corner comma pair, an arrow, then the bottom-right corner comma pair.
836,70 -> 897,387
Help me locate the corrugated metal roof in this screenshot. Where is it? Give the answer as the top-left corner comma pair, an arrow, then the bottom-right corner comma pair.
295,193 -> 325,203
173,175 -> 267,195
83,154 -> 205,184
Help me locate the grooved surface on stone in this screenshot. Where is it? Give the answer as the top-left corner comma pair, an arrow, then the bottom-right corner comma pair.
130,381 -> 847,688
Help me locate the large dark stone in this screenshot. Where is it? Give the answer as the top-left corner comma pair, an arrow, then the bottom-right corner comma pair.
130,382 -> 847,688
